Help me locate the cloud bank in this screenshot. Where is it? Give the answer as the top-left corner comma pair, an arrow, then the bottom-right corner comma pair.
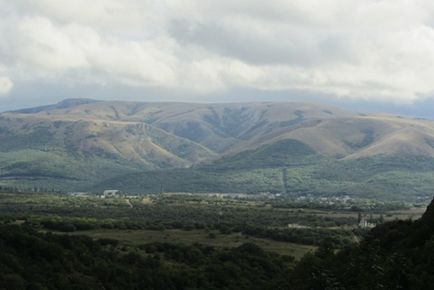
1,0 -> 434,103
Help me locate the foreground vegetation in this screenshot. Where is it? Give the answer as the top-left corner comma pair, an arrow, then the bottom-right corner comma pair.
0,225 -> 293,290
290,198 -> 434,289
0,191 -> 432,290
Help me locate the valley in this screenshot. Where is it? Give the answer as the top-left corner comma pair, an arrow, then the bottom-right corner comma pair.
0,190 -> 428,289
1,100 -> 433,289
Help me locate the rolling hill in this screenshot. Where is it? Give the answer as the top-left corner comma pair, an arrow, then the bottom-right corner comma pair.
1,99 -> 434,200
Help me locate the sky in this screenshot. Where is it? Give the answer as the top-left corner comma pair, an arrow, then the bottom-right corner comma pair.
2,1 -> 434,116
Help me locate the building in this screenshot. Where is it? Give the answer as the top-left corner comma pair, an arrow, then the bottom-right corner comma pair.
359,219 -> 376,228
102,190 -> 122,198
68,192 -> 90,197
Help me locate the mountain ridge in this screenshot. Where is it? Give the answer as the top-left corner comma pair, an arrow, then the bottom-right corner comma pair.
2,98 -> 434,199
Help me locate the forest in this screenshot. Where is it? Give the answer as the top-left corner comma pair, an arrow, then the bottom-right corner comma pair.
0,192 -> 430,289
0,225 -> 292,290
289,199 -> 434,289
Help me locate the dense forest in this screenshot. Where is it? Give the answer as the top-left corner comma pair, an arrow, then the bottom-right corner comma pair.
1,198 -> 433,289
290,198 -> 434,289
0,225 -> 292,290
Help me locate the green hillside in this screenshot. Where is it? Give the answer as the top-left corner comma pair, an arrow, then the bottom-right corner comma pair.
207,139 -> 319,170
2,99 -> 434,200
94,155 -> 434,201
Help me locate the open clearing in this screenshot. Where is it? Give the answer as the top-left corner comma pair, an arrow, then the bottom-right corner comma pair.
68,229 -> 315,259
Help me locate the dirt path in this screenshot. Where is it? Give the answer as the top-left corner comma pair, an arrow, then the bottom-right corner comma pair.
125,199 -> 133,208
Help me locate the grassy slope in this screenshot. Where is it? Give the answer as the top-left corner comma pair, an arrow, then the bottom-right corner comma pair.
94,154 -> 434,201
3,100 -> 434,200
0,149 -> 141,191
0,115 -> 216,190
92,137 -> 434,201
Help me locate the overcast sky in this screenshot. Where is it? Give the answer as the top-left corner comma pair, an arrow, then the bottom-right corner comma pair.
1,1 -> 434,115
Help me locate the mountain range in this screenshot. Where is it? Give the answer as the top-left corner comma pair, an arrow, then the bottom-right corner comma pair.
1,98 -> 434,200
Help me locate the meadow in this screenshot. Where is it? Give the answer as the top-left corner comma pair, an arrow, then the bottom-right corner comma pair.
0,191 -> 425,251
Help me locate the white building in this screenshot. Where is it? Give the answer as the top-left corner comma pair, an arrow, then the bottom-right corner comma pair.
359,219 -> 376,228
102,190 -> 122,198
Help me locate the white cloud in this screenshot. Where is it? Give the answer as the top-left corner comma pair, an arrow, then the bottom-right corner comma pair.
1,0 -> 434,103
0,76 -> 13,96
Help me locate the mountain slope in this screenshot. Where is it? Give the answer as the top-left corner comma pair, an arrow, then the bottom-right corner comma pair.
2,99 -> 434,197
12,99 -> 434,159
0,113 -> 216,190
7,100 -> 355,154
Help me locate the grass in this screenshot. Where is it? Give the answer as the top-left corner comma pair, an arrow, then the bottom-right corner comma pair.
67,228 -> 315,259
1,192 -> 426,262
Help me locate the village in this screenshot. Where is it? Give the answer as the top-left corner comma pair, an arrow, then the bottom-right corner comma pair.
66,189 -> 388,229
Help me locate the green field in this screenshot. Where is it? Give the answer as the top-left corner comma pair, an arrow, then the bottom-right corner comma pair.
0,192 -> 426,250
67,229 -> 315,259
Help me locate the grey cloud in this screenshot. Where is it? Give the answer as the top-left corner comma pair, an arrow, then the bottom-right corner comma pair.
1,0 -> 434,104
169,19 -> 353,66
